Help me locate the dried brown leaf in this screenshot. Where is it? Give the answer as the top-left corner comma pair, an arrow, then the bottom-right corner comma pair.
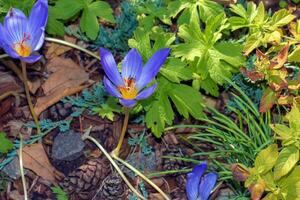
45,36 -> 76,59
18,143 -> 57,183
34,57 -> 92,116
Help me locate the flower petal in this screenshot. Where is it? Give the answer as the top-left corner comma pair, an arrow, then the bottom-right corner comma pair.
119,99 -> 136,108
4,8 -> 28,44
21,54 -> 41,63
28,0 -> 48,37
99,48 -> 123,86
31,28 -> 45,51
186,162 -> 207,200
1,43 -> 19,59
199,172 -> 218,200
121,48 -> 143,80
136,48 -> 170,90
136,84 -> 157,100
103,76 -> 121,98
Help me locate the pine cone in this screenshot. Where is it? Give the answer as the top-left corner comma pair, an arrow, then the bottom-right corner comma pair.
49,102 -> 75,120
60,158 -> 111,199
162,147 -> 185,172
99,174 -> 127,200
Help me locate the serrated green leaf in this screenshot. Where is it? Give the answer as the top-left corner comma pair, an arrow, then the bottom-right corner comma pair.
274,146 -> 299,180
93,97 -> 121,121
0,131 -> 13,154
53,0 -> 85,20
169,84 -> 203,119
254,144 -> 278,174
46,7 -> 65,36
278,166 -> 300,200
159,58 -> 192,83
89,1 -> 115,23
80,7 -> 99,39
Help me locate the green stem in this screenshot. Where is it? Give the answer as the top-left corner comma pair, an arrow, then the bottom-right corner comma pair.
21,61 -> 41,135
111,108 -> 130,157
19,134 -> 28,200
112,156 -> 170,200
81,128 -> 146,200
44,37 -> 100,60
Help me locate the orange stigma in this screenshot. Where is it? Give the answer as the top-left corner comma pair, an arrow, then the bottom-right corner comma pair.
118,78 -> 138,99
13,33 -> 31,57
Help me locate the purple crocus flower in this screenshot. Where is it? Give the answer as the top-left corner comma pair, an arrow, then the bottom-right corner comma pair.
0,0 -> 48,63
99,47 -> 170,108
186,162 -> 218,200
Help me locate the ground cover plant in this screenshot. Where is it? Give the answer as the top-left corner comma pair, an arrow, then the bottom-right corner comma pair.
0,0 -> 300,199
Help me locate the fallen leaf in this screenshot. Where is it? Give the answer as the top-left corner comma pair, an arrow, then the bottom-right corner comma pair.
34,57 -> 92,116
27,79 -> 41,94
270,44 -> 289,69
18,143 -> 57,183
45,36 -> 76,59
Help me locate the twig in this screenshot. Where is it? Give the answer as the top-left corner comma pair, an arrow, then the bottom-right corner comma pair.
19,134 -> 28,200
45,37 -> 100,60
112,155 -> 171,200
81,127 -> 146,200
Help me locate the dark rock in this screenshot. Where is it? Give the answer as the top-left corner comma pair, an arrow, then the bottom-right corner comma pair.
52,130 -> 85,161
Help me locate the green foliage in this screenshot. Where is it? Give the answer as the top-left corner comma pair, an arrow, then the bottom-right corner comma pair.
128,130 -> 152,155
90,1 -> 138,55
62,82 -> 122,121
0,132 -> 13,154
0,0 -> 34,21
129,26 -> 203,137
47,0 -> 115,39
166,0 -> 224,26
51,186 -> 68,200
229,2 -> 295,55
173,12 -> 245,96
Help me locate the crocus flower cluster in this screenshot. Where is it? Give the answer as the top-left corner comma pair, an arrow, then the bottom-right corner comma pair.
99,47 -> 170,107
0,0 -> 48,63
186,162 -> 218,200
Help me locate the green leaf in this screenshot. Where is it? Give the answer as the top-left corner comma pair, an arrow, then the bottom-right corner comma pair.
53,0 -> 85,20
173,14 -> 245,93
169,84 -> 204,119
159,58 -> 193,83
93,97 -> 122,121
274,146 -> 299,180
0,131 -> 13,154
80,7 -> 99,39
254,144 -> 279,174
46,7 -> 65,36
89,1 -> 115,23
288,46 -> 300,62
278,166 -> 300,200
51,186 -> 68,200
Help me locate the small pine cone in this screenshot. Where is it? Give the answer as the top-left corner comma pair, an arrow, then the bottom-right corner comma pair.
162,147 -> 185,172
49,102 -> 75,120
60,158 -> 111,198
99,174 -> 127,200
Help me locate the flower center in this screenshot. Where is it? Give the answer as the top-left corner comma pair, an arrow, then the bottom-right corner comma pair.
118,78 -> 138,99
13,33 -> 31,57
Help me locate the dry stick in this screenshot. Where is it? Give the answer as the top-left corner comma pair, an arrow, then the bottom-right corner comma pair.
111,108 -> 130,157
21,61 -> 41,134
44,37 -> 100,60
112,155 -> 171,200
19,134 -> 28,200
81,128 -> 146,200
0,90 -> 19,102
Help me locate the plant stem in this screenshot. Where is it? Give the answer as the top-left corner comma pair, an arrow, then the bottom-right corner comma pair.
81,128 -> 146,200
21,61 -> 41,135
111,108 -> 130,157
19,134 -> 28,200
44,37 -> 100,60
0,90 -> 19,102
112,155 -> 170,200
0,59 -> 24,82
